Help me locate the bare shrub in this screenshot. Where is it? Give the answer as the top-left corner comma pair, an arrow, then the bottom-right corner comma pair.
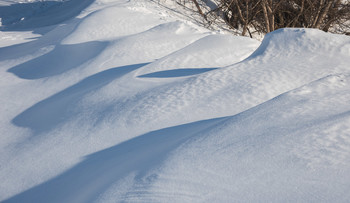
177,0 -> 350,37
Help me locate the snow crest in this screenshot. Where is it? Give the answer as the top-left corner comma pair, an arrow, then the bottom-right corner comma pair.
1,0 -> 350,202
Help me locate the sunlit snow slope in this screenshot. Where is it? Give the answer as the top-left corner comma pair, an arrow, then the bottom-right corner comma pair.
1,0 -> 350,202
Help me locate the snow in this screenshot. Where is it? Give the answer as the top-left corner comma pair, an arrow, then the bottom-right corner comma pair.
0,0 -> 350,202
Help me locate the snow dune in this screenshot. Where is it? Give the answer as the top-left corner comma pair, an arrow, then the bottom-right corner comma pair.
0,0 -> 350,202
8,41 -> 108,79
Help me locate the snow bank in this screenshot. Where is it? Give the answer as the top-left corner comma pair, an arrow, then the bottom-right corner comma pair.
62,6 -> 165,44
135,34 -> 259,76
96,74 -> 350,202
0,0 -> 350,202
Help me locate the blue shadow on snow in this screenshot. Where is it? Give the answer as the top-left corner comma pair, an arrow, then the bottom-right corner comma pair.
4,116 -> 228,203
8,41 -> 108,79
138,68 -> 217,78
0,0 -> 94,31
12,63 -> 149,133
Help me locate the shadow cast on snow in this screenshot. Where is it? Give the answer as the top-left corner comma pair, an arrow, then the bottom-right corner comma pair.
4,116 -> 228,203
138,68 -> 217,78
8,41 -> 108,79
12,63 -> 150,134
0,0 -> 94,32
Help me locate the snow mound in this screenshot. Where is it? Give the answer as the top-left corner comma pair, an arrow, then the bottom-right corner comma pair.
108,29 -> 350,134
96,21 -> 207,67
8,41 -> 108,79
136,34 -> 260,76
62,6 -> 166,44
250,28 -> 350,59
1,0 -> 350,202
5,72 -> 350,202
126,74 -> 350,202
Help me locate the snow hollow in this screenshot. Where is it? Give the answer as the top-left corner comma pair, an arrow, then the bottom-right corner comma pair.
0,0 -> 350,202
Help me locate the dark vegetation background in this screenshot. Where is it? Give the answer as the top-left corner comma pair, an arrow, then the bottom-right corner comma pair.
176,0 -> 350,37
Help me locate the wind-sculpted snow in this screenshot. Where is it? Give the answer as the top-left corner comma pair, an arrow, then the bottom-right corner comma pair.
4,117 -> 227,203
12,63 -> 149,133
249,28 -> 350,60
62,6 -> 168,44
115,28 -> 350,132
0,0 -> 350,202
93,21 -> 208,67
8,41 -> 108,79
116,74 -> 350,202
0,0 -> 94,31
135,34 -> 260,75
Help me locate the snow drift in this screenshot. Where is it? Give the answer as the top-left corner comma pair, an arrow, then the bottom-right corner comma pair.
0,0 -> 350,202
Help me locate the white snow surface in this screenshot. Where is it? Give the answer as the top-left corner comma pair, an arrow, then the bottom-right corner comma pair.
1,0 -> 350,202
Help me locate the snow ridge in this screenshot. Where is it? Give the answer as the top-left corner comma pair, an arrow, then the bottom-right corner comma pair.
0,0 -> 350,202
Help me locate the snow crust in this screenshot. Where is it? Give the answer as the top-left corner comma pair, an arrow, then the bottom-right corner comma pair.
0,0 -> 350,202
